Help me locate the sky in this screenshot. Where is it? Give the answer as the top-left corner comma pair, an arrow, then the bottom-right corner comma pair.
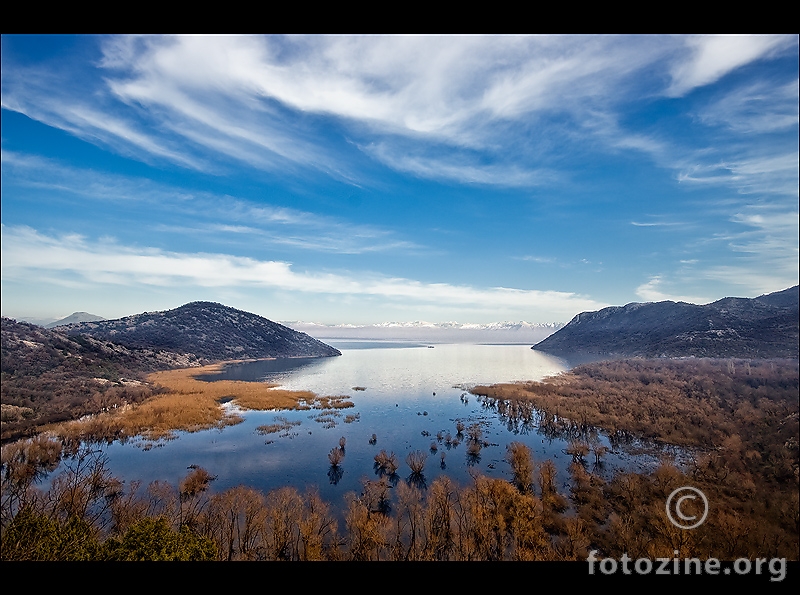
1,34 -> 798,325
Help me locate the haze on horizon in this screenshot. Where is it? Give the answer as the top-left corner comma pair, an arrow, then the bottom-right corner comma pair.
2,35 -> 798,326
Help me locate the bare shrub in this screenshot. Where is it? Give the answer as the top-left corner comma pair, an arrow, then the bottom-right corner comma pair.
263,486 -> 303,560
467,423 -> 482,442
1,435 -> 63,519
298,488 -> 338,561
328,447 -> 344,467
566,440 -> 590,461
374,450 -> 399,475
589,435 -> 609,465
406,451 -> 427,475
506,442 -> 534,494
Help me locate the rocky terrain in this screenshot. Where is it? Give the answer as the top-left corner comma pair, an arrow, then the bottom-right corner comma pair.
533,286 -> 799,359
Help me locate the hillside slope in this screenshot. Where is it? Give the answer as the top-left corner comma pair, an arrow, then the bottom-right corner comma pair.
1,317 -> 195,440
533,286 -> 799,359
66,301 -> 341,361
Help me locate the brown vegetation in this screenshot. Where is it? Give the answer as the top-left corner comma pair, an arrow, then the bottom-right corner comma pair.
2,429 -> 798,560
472,358 -> 799,560
256,416 -> 302,436
374,450 -> 399,475
1,317 -> 198,443
2,357 -> 797,561
328,447 -> 344,467
406,450 -> 427,475
27,363 -> 352,444
506,442 -> 534,495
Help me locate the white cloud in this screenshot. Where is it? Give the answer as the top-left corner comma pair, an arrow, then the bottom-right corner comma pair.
667,35 -> 795,97
0,36 -> 684,181
1,225 -> 606,319
630,220 -> 685,227
635,276 -> 712,304
1,71 -> 205,170
4,34 -> 796,195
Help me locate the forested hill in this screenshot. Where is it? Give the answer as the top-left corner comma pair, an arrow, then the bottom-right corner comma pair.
65,301 -> 342,361
533,286 -> 799,359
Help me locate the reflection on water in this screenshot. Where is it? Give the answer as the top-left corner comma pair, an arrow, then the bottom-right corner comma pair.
58,344 -> 687,516
195,357 -> 330,382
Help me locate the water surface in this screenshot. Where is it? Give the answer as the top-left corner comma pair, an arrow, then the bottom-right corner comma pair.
59,344 -> 685,513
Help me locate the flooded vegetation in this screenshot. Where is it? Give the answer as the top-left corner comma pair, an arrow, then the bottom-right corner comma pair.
2,347 -> 797,560
42,363 -> 352,443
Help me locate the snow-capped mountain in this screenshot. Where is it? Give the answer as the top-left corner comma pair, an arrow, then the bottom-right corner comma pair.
282,320 -> 565,344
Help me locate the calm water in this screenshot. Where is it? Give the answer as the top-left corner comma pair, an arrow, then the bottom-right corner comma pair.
58,344 -> 684,511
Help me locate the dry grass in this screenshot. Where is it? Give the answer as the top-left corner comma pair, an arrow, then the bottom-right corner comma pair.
314,396 -> 355,410
257,416 -> 302,435
148,364 -> 344,412
49,362 -> 351,442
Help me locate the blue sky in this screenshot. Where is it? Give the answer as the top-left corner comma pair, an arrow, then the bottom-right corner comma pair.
1,35 -> 798,325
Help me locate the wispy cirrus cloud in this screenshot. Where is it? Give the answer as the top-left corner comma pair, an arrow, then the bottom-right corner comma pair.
636,203 -> 799,300
363,142 -> 559,187
630,220 -> 687,227
1,149 -> 419,255
676,150 -> 799,198
704,207 -> 800,293
6,35 -> 793,188
698,78 -> 799,134
1,68 -> 206,171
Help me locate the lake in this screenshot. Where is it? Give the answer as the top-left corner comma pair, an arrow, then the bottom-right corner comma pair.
58,343 -> 685,511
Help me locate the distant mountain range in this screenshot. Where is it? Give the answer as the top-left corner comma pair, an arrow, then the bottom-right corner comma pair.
533,286 -> 799,359
284,320 -> 564,344
45,312 -> 106,328
64,302 -> 341,361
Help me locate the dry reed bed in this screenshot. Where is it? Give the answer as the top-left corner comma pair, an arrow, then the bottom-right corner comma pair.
51,362 -> 354,442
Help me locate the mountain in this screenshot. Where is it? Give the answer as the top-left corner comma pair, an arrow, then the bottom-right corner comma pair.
532,286 -> 799,359
283,320 -> 564,344
65,302 -> 341,361
45,312 -> 106,328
